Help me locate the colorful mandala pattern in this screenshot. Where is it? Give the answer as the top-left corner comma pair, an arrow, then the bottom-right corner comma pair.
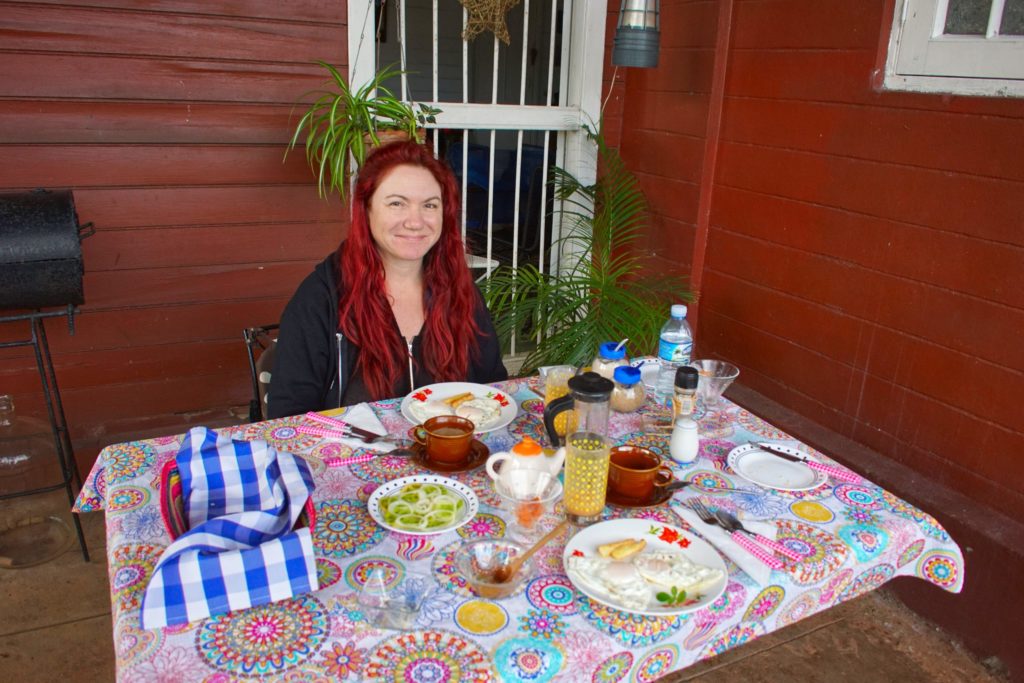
493,636 -> 564,683
688,470 -> 732,491
456,467 -> 503,507
317,640 -> 365,680
520,397 -> 545,415
882,490 -> 950,541
347,453 -> 418,483
698,439 -> 736,467
776,590 -> 821,627
576,595 -> 685,648
110,544 -> 161,612
735,410 -> 788,439
632,644 -> 678,683
393,533 -> 436,561
700,621 -> 766,658
342,555 -> 404,591
508,413 -> 547,444
818,568 -> 854,605
695,409 -> 735,439
196,595 -> 328,678
241,419 -> 321,451
115,619 -> 162,662
455,599 -> 509,635
518,608 -> 566,639
777,519 -> 849,585
897,539 -> 926,568
310,441 -> 354,462
612,432 -> 670,459
365,630 -> 493,681
526,575 -> 578,615
457,512 -> 507,539
742,585 -> 785,622
593,651 -> 633,683
701,580 -> 746,622
316,559 -> 343,590
104,443 -> 157,483
833,483 -> 884,510
838,523 -> 890,562
606,505 -> 680,526
107,486 -> 150,512
790,500 -> 834,523
916,550 -> 962,591
836,564 -> 896,603
312,499 -> 385,557
432,541 -> 473,597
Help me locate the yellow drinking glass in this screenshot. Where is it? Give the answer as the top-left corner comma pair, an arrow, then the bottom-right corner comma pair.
544,366 -> 577,437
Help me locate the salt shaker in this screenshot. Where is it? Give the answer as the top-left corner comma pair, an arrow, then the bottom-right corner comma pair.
669,417 -> 700,464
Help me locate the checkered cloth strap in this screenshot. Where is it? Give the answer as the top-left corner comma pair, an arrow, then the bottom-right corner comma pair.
141,427 -> 318,629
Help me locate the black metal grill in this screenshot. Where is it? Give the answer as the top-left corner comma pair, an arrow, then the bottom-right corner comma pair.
0,189 -> 90,311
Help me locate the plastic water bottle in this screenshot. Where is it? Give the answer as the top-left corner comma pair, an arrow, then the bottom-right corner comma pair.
655,304 -> 693,404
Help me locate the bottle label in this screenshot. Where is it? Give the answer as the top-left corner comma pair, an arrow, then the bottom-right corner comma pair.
658,339 -> 692,364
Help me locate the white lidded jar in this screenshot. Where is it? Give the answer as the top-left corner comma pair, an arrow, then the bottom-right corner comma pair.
669,416 -> 700,464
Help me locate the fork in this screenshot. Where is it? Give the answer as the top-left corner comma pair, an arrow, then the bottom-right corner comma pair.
713,509 -> 802,561
303,412 -> 393,443
688,500 -> 783,570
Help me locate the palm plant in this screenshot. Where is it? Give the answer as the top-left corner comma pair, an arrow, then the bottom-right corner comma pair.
287,61 -> 439,201
483,127 -> 690,373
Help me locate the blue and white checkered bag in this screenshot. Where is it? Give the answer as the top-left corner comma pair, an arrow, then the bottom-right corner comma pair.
141,427 -> 318,629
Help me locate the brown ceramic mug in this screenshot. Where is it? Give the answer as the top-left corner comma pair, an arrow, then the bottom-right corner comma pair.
409,415 -> 475,465
608,445 -> 675,502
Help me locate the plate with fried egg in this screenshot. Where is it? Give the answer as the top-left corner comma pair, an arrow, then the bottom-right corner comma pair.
401,382 -> 517,433
563,518 -> 728,616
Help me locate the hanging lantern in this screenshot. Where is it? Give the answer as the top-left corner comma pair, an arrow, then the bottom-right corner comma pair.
611,0 -> 660,68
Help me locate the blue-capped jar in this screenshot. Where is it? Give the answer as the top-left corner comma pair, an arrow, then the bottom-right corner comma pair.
592,341 -> 628,380
610,365 -> 645,413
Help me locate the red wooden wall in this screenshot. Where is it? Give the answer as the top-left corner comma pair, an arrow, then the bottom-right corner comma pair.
0,0 -> 347,463
611,0 -> 1024,521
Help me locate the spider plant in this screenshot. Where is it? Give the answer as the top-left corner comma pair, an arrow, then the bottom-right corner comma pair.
483,126 -> 690,373
287,61 -> 439,201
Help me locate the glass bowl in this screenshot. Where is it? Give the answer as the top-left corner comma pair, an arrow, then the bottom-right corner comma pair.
454,537 -> 535,599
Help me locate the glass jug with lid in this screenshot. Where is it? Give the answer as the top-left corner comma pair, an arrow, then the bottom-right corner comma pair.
542,372 -> 614,525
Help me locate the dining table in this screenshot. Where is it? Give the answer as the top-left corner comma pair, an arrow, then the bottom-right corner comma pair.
73,376 -> 964,682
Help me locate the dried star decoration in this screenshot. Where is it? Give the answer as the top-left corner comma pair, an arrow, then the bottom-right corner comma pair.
459,0 -> 521,45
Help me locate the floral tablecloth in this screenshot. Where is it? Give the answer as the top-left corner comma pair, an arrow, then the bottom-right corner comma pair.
74,378 -> 964,682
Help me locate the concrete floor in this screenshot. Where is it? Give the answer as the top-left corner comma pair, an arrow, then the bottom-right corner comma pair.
0,491 -> 1008,683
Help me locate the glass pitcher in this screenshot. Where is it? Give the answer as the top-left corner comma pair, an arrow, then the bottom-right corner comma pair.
542,372 -> 614,526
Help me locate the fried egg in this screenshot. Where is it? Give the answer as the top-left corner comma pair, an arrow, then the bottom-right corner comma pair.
454,397 -> 502,429
566,550 -> 724,611
408,399 -> 455,423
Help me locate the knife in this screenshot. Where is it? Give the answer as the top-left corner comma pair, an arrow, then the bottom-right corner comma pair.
754,443 -> 862,483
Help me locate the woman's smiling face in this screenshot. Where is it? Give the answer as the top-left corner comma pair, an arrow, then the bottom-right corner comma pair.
368,164 -> 444,268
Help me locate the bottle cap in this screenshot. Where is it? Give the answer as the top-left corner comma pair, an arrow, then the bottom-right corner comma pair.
675,366 -> 699,390
598,341 -> 627,360
511,436 -> 543,456
670,304 -> 688,318
613,366 -> 641,386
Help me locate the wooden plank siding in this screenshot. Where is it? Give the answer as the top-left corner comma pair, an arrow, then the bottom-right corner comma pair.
610,0 -> 1024,519
0,0 -> 348,463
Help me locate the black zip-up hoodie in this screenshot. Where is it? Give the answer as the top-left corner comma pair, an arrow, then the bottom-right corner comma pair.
267,247 -> 508,419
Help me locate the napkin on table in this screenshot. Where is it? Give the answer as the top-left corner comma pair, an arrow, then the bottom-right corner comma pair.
675,505 -> 780,585
315,403 -> 395,453
141,427 -> 318,629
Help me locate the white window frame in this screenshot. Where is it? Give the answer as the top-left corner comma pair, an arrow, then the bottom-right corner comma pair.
883,0 -> 1024,97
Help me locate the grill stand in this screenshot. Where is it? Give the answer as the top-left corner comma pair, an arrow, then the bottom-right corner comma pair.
0,306 -> 89,561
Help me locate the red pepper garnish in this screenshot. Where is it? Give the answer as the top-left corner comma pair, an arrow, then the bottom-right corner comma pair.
571,549 -> 584,557
676,537 -> 691,549
658,526 -> 681,544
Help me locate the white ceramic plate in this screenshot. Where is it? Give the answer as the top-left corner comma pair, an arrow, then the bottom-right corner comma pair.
400,382 -> 517,433
727,443 -> 827,492
562,518 -> 728,616
367,474 -> 479,536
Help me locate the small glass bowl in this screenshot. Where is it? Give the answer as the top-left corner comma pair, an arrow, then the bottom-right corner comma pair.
454,538 -> 535,599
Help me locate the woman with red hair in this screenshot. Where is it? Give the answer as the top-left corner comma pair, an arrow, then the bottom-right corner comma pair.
268,140 -> 507,417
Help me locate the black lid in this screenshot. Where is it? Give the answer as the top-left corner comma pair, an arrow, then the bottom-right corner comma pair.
567,371 -> 614,402
675,366 -> 699,390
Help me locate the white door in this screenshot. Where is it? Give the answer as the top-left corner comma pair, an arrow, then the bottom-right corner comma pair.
347,0 -> 607,286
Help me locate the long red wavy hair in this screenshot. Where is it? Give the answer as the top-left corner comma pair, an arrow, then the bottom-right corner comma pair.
338,140 -> 483,399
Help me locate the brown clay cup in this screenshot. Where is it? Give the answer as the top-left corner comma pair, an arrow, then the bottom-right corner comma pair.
409,415 -> 475,465
608,445 -> 675,503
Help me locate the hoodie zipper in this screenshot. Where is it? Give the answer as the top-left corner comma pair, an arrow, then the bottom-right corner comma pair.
336,332 -> 345,408
406,339 -> 415,392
